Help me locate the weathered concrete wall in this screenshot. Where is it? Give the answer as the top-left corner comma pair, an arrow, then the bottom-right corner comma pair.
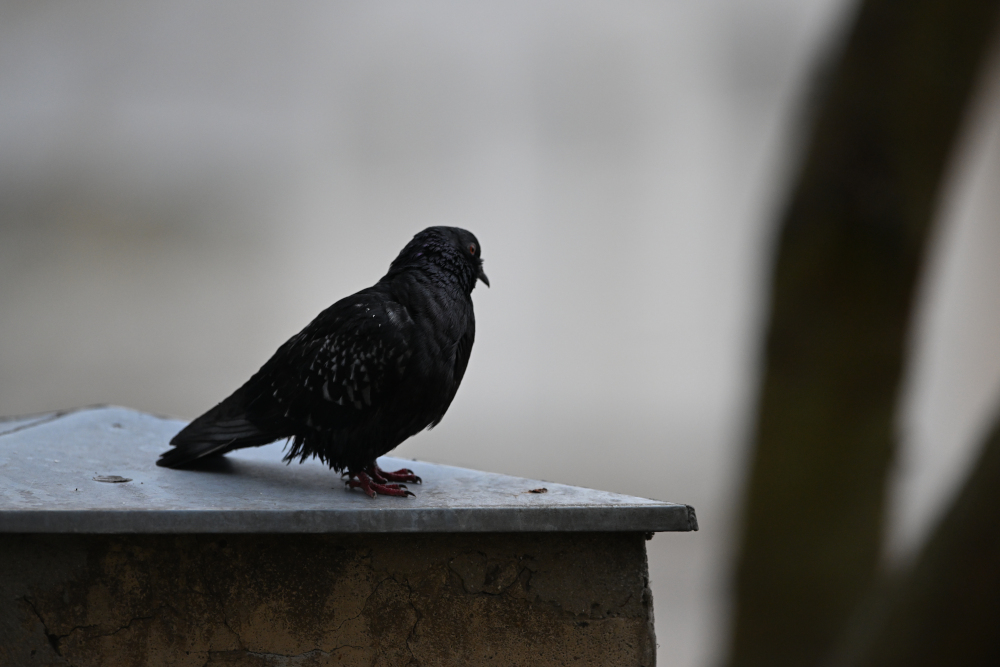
1,532 -> 654,666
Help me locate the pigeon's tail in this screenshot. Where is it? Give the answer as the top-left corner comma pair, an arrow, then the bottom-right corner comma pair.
157,393 -> 281,468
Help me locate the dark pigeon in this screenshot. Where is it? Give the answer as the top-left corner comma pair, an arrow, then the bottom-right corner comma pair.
157,226 -> 488,498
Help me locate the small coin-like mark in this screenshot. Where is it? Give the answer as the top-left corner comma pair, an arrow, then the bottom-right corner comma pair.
94,475 -> 132,483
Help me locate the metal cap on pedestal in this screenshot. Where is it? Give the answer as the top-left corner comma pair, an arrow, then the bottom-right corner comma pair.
0,406 -> 697,534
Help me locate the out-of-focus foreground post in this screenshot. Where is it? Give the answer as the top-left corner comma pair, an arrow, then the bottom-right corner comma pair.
727,1 -> 1000,666
834,406 -> 1000,666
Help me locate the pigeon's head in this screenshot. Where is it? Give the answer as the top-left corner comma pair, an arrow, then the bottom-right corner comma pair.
386,226 -> 489,292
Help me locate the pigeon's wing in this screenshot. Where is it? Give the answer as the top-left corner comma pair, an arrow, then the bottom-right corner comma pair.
158,292 -> 415,468
248,293 -> 416,439
158,393 -> 279,467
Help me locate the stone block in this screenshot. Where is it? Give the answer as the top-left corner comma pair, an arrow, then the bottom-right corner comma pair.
0,407 -> 695,666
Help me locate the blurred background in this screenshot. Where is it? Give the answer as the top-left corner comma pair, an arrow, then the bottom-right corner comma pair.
2,2 -> 1000,665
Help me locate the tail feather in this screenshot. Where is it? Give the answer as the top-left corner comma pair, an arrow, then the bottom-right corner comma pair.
157,394 -> 283,468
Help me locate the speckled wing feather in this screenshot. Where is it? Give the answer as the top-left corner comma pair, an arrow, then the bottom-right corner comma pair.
248,293 -> 417,466
161,291 -> 415,469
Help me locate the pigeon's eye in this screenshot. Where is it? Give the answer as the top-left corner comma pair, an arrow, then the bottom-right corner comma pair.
468,243 -> 477,255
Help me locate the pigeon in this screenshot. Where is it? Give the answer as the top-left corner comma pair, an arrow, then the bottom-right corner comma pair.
157,226 -> 488,498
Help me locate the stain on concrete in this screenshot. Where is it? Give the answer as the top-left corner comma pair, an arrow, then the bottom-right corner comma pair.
0,533 -> 654,666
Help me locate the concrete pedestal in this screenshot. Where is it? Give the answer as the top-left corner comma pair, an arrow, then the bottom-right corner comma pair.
0,407 -> 696,666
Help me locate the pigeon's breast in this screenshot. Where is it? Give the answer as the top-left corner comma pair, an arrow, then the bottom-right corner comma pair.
399,292 -> 467,380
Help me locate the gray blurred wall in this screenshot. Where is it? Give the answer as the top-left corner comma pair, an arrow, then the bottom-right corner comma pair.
3,2 -> 998,665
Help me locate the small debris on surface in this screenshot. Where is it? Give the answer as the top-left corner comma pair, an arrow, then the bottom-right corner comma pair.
93,475 -> 132,483
528,488 -> 548,494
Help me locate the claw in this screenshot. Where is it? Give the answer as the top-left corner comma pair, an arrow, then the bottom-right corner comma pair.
370,463 -> 422,485
343,469 -> 415,498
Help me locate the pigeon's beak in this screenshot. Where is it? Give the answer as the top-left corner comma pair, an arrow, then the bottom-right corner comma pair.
477,264 -> 490,288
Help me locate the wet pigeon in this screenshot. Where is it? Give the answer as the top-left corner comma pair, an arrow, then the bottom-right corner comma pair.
157,226 -> 488,498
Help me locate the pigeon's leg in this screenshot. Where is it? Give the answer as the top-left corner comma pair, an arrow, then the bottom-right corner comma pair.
369,463 -> 422,485
344,470 -> 414,498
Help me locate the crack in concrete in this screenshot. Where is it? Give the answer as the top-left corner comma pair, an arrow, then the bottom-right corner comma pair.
95,605 -> 169,639
362,575 -> 420,665
330,580 -> 382,636
21,596 -> 67,656
403,581 -> 420,666
21,596 -> 175,657
448,551 -> 532,598
220,611 -> 245,651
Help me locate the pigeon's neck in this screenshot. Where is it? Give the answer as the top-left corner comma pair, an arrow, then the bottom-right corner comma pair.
381,254 -> 476,298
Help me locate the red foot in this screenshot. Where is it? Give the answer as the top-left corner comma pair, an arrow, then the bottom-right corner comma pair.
343,470 -> 414,498
369,463 -> 422,485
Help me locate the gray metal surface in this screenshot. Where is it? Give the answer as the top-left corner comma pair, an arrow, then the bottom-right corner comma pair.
0,406 -> 697,534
